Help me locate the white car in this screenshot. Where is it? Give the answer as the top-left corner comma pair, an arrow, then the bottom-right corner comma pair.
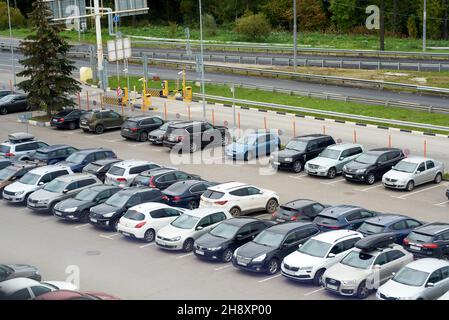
0,277 -> 78,300
118,203 -> 188,242
281,230 -> 363,285
104,160 -> 161,187
156,208 -> 232,252
438,290 -> 449,300
199,182 -> 279,217
2,165 -> 73,204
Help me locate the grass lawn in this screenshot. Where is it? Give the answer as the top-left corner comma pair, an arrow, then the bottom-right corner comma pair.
30,115 -> 52,122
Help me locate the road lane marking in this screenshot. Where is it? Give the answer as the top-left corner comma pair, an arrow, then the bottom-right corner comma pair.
321,178 -> 346,185
434,200 -> 449,206
139,243 -> 155,248
258,274 -> 282,283
176,253 -> 194,259
214,265 -> 232,271
357,184 -> 383,192
74,223 -> 90,229
395,184 -> 448,199
304,287 -> 325,296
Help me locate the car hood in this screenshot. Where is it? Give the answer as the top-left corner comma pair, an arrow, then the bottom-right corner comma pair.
307,157 -> 337,168
90,203 -> 120,215
57,198 -> 88,210
29,189 -> 60,201
149,129 -> 165,136
5,264 -> 39,275
236,241 -> 275,259
57,161 -> 78,168
44,281 -> 78,291
383,170 -> 412,181
274,149 -> 303,159
325,263 -> 371,282
158,224 -> 193,239
283,250 -> 325,267
4,181 -> 37,193
378,279 -> 423,299
226,143 -> 247,154
195,233 -> 228,248
345,161 -> 370,170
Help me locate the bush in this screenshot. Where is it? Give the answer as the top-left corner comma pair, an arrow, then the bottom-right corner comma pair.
0,2 -> 27,30
407,16 -> 418,38
203,13 -> 217,36
234,13 -> 271,41
168,21 -> 178,38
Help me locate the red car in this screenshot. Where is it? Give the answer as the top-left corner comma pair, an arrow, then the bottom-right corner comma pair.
33,290 -> 120,300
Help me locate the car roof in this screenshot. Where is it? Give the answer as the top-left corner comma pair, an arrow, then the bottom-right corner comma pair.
142,167 -> 177,176
293,134 -> 330,141
89,185 -> 119,192
74,148 -> 111,155
0,277 -> 40,294
8,161 -> 38,169
364,214 -> 409,226
223,217 -> 260,227
282,199 -> 317,208
29,165 -> 71,175
312,230 -> 362,243
54,173 -> 96,182
405,258 -> 449,273
113,160 -> 152,168
366,148 -> 401,155
118,186 -> 156,195
320,205 -> 362,217
168,120 -> 201,128
33,290 -> 85,300
266,221 -> 314,233
125,115 -> 162,122
168,179 -> 204,188
401,156 -> 435,164
130,202 -> 169,212
37,145 -> 72,153
208,182 -> 249,192
6,132 -> 35,143
414,222 -> 449,235
326,143 -> 362,151
92,159 -> 121,165
184,208 -> 227,218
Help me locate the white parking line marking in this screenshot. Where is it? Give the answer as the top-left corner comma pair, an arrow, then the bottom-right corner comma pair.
321,178 -> 346,185
258,274 -> 282,283
357,184 -> 383,192
288,174 -> 307,180
74,224 -> 90,229
304,287 -> 325,296
176,253 -> 194,259
434,200 -> 449,206
254,213 -> 271,220
395,184 -> 448,199
99,234 -> 115,240
214,265 -> 232,271
99,233 -> 121,240
126,144 -> 140,147
139,243 -> 155,248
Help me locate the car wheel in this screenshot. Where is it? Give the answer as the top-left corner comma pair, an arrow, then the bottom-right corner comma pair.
327,167 -> 337,179
0,107 -> 7,115
267,258 -> 280,275
222,248 -> 233,263
139,131 -> 148,142
183,238 -> 194,252
434,173 -> 442,184
23,193 -> 30,205
366,173 -> 376,185
265,198 -> 279,214
187,200 -> 198,210
48,202 -> 57,215
356,281 -> 369,299
244,151 -> 253,162
230,207 -> 241,217
111,218 -> 119,231
68,122 -> 76,130
292,160 -> 303,173
82,128 -> 89,133
189,142 -> 198,153
406,180 -> 415,192
313,269 -> 325,286
79,210 -> 90,223
95,125 -> 104,134
143,229 -> 155,243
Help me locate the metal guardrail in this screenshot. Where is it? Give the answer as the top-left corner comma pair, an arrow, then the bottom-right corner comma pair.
196,94 -> 449,132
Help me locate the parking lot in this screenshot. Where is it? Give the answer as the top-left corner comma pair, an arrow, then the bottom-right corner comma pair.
0,105 -> 448,300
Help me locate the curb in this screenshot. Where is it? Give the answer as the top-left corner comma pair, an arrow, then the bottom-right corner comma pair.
18,118 -> 51,127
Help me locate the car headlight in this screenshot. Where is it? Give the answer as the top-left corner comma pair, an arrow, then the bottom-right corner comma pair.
38,199 -> 49,204
233,248 -> 239,258
252,253 -> 266,263
102,212 -> 115,218
299,266 -> 313,271
356,169 -> 366,174
64,207 -> 78,213
15,190 -> 24,195
284,157 -> 293,162
342,280 -> 357,286
342,165 -> 347,171
171,236 -> 181,241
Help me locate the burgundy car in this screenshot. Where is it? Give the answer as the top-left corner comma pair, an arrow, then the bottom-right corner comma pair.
33,290 -> 120,300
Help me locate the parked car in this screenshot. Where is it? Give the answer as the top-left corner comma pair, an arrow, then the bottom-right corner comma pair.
232,222 -> 321,275
0,161 -> 42,197
27,173 -> 102,213
0,278 -> 77,300
0,159 -> 12,170
50,109 -> 87,130
281,230 -> 363,285
33,289 -> 120,300
403,222 -> 449,259
2,165 -> 73,204
438,290 -> 449,300
382,157 -> 444,191
57,148 -> 116,172
79,109 -> 124,134
148,120 -> 182,145
226,130 -> 281,161
162,180 -> 217,209
162,120 -> 229,153
89,186 -> 166,231
104,160 -> 161,187
156,208 -> 232,252
357,214 -> 423,243
270,134 -> 335,173
31,145 -> 78,165
0,132 -> 48,161
343,148 -> 405,185
447,187 -> 449,200
121,115 -> 164,142
305,144 -> 364,179
81,158 -> 122,183
377,258 -> 449,300
131,168 -> 200,190
0,264 -> 41,282
199,182 -> 279,217
0,94 -> 29,115
54,185 -> 121,222
194,218 -> 274,262
322,233 -> 414,299
271,199 -> 327,223
118,203 -> 187,243
313,205 -> 379,231
0,90 -> 12,99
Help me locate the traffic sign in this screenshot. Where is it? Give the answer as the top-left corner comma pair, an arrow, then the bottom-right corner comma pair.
223,120 -> 229,126
403,148 -> 411,156
337,138 -> 343,143
117,87 -> 122,97
113,15 -> 120,23
176,113 -> 181,119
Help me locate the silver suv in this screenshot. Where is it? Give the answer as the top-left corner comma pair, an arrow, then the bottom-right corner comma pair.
27,173 -> 102,213
0,133 -> 48,161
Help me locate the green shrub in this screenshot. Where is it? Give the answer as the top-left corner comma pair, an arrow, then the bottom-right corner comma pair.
234,13 -> 271,41
168,21 -> 178,38
407,16 -> 418,38
0,2 -> 27,30
203,13 -> 217,36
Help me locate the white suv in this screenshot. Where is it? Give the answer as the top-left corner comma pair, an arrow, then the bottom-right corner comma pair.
2,165 -> 73,204
281,230 -> 363,285
104,160 -> 161,187
0,132 -> 48,161
199,182 -> 279,217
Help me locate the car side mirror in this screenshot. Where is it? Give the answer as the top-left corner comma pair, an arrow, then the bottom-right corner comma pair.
196,226 -> 204,231
426,282 -> 435,288
236,234 -> 244,240
391,272 -> 396,276
374,264 -> 381,269
297,244 -> 303,248
38,182 -> 44,186
416,170 -> 422,174
328,253 -> 336,258
339,157 -> 345,161
62,189 -> 68,194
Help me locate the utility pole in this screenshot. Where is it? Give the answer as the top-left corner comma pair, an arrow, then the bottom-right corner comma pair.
199,0 -> 206,120
293,0 -> 297,71
6,0 -> 16,87
380,0 -> 385,51
444,0 -> 448,40
423,0 -> 427,52
93,0 -> 105,91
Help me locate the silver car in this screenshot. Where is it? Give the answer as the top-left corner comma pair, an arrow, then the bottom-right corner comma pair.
0,133 -> 48,161
377,258 -> 449,300
382,156 -> 444,191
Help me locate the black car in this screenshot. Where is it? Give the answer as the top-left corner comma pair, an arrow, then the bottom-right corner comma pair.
89,186 -> 166,230
82,158 -> 122,182
121,116 -> 165,142
271,199 -> 327,223
131,168 -> 201,190
342,148 -> 405,185
0,90 -> 12,99
31,145 -> 78,165
0,159 -> 12,171
446,187 -> 449,200
403,222 -> 449,259
50,109 -> 87,130
162,121 -> 229,153
232,222 -> 321,275
194,218 -> 274,262
162,180 -> 217,209
0,94 -> 29,115
0,264 -> 41,282
53,185 -> 121,222
313,205 -> 379,231
271,134 -> 335,173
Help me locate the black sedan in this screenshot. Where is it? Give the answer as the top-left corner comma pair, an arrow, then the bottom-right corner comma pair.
0,94 -> 29,115
50,109 -> 87,130
271,199 -> 327,223
121,116 -> 164,142
0,264 -> 41,282
194,218 -> 274,262
162,180 -> 217,209
131,168 -> 201,190
232,222 -> 321,275
82,158 -> 122,183
53,185 -> 121,222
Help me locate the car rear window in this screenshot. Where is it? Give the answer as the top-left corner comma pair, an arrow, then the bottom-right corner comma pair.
132,175 -> 151,186
277,206 -> 297,217
83,162 -> 102,172
123,210 -> 145,221
0,145 -> 11,153
108,166 -> 126,176
164,182 -> 190,194
314,215 -> 339,225
358,222 -> 385,235
123,120 -> 138,128
407,231 -> 434,243
202,190 -> 225,199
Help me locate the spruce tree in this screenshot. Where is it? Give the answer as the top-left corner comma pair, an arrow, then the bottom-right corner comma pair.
17,0 -> 81,116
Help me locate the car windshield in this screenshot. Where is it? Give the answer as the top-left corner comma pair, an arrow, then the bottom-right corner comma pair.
354,153 -> 378,165
55,110 -> 72,117
340,251 -> 375,270
75,189 -> 98,201
132,175 -> 150,186
65,153 -> 85,164
164,182 -> 190,194
253,230 -> 284,248
314,215 -> 339,226
358,222 -> 385,235
33,151 -> 48,160
236,135 -> 257,145
392,267 -> 429,287
393,161 -> 417,173
0,145 -> 11,154
171,214 -> 200,229
210,223 -> 240,239
407,232 -> 434,243
108,166 -> 125,176
202,190 -> 224,199
319,149 -> 340,160
0,167 -> 16,180
285,140 -> 308,152
105,192 -> 130,207
0,95 -> 13,103
19,172 -> 40,185
298,239 -> 332,258
159,122 -> 169,131
43,179 -> 66,193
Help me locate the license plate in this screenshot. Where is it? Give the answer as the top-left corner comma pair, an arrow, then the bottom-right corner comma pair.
52,119 -> 57,122
327,284 -> 338,291
410,245 -> 421,251
309,171 -> 317,174
195,250 -> 204,255
283,269 -> 295,275
121,232 -> 131,237
345,174 -> 353,178
90,218 -> 97,223
158,240 -> 166,246
273,161 -> 280,165
237,260 -> 248,266
28,203 -> 36,207
54,211 -> 62,216
3,195 -> 11,200
276,218 -> 285,223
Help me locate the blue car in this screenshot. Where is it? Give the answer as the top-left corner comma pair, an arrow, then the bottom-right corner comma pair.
162,180 -> 217,209
226,130 -> 281,161
313,205 -> 380,231
357,214 -> 423,243
31,145 -> 79,165
57,148 -> 117,172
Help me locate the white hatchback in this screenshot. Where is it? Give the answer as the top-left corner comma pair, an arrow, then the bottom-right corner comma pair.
118,203 -> 188,242
0,277 -> 78,300
104,160 -> 161,187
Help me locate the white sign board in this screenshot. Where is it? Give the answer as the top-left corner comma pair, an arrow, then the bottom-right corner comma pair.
114,0 -> 148,17
107,38 -> 132,62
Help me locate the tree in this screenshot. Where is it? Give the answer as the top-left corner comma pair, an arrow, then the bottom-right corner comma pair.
298,0 -> 328,31
17,0 -> 80,116
0,1 -> 27,30
330,0 -> 358,32
418,0 -> 444,39
234,12 -> 271,41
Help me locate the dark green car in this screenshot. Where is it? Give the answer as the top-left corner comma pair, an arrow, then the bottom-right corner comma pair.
79,109 -> 124,134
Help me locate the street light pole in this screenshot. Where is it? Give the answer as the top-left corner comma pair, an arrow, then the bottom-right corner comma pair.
6,0 -> 16,87
93,0 -> 105,91
423,0 -> 427,52
199,0 -> 206,120
293,0 -> 297,71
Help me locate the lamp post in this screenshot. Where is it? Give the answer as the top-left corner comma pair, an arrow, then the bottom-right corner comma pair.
6,0 -> 16,87
423,0 -> 427,52
293,0 -> 297,71
199,0 -> 206,120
